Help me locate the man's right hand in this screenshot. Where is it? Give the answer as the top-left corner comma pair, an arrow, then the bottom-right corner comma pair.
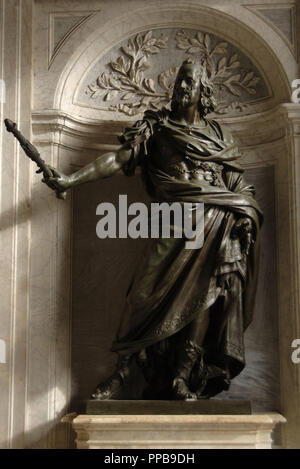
42,166 -> 72,192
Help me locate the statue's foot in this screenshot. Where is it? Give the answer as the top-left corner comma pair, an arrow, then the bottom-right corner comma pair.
172,377 -> 197,400
91,374 -> 123,400
91,354 -> 133,400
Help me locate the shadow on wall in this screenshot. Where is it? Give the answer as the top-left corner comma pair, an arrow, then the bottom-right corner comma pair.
0,386 -> 71,449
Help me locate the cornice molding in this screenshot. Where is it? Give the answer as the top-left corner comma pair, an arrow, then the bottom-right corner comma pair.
32,104 -> 296,148
278,103 -> 300,137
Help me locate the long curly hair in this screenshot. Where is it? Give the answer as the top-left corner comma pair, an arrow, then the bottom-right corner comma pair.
171,58 -> 216,118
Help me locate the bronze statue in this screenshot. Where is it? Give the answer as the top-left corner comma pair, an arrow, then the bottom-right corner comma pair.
6,59 -> 263,400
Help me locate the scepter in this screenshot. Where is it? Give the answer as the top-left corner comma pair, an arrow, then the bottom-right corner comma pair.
4,118 -> 66,200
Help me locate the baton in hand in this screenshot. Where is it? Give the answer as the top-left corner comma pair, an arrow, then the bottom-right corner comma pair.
4,118 -> 66,200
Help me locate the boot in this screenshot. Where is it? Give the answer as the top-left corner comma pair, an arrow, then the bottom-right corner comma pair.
172,340 -> 203,400
91,354 -> 132,400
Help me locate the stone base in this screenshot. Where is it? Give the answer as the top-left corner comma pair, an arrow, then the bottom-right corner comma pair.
85,399 -> 251,415
71,412 -> 286,449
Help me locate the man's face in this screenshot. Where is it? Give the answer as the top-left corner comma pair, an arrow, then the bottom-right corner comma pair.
173,65 -> 201,110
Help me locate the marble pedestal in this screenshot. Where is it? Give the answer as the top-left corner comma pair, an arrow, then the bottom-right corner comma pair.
70,411 -> 285,449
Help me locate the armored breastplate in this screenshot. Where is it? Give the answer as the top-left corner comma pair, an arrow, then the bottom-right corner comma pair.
169,159 -> 225,187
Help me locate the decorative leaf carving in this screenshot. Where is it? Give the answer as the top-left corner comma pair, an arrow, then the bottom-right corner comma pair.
85,31 -> 169,115
144,78 -> 156,93
215,101 -> 249,114
204,33 -> 211,51
86,29 -> 263,116
158,66 -> 179,94
174,29 -> 261,108
122,92 -> 136,100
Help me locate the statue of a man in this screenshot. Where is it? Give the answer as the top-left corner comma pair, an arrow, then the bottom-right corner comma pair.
45,59 -> 262,400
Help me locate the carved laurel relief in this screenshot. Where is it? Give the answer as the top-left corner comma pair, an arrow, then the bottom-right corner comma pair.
85,29 -> 268,116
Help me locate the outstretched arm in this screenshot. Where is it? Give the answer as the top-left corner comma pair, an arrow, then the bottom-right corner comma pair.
43,146 -> 132,192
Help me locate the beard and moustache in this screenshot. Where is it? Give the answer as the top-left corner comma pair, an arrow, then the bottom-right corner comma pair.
172,85 -> 194,107
171,84 -> 214,119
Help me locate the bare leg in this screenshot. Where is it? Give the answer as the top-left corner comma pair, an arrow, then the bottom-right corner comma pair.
172,309 -> 210,400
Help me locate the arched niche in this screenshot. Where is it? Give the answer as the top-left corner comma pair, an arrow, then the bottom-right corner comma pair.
51,5 -> 292,119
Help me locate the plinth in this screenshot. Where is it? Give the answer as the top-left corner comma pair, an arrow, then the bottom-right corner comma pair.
68,400 -> 286,449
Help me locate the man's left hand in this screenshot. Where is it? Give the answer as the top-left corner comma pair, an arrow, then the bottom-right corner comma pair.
232,217 -> 253,255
